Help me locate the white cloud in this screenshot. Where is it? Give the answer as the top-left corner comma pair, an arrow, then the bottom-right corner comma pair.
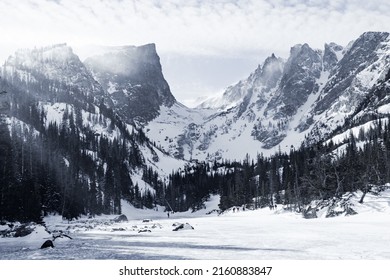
0,0 -> 389,103
0,0 -> 389,56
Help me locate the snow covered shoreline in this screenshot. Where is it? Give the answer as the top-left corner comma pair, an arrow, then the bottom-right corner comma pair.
1,191 -> 389,260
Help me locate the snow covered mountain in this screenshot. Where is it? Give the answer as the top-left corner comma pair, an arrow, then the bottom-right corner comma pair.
1,43 -> 183,174
146,31 -> 390,161
2,32 -> 389,173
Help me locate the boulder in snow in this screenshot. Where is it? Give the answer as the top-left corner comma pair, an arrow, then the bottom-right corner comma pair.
345,207 -> 357,216
112,227 -> 126,232
113,214 -> 128,222
40,240 -> 54,249
303,206 -> 317,219
173,223 -> 194,231
14,223 -> 35,237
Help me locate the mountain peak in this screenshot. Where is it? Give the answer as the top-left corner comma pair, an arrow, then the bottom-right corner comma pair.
139,43 -> 156,51
317,30 -> 390,111
263,53 -> 279,64
103,43 -> 157,56
6,43 -> 98,89
257,53 -> 284,90
347,31 -> 390,56
12,43 -> 75,65
360,31 -> 389,40
84,44 -> 175,123
323,42 -> 343,71
265,41 -> 322,119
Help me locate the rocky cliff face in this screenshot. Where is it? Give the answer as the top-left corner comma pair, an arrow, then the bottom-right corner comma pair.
84,44 -> 176,123
323,42 -> 343,72
266,44 -> 322,118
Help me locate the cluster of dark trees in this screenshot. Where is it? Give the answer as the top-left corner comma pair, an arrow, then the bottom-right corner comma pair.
164,116 -> 390,212
0,76 -> 156,222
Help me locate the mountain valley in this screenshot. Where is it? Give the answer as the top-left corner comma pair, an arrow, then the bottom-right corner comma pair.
1,31 -> 390,221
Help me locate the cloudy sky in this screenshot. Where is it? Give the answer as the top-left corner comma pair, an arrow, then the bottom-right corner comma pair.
1,0 -> 390,106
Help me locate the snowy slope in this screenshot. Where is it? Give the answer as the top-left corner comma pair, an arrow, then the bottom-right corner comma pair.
40,101 -> 187,178
145,103 -> 214,159
146,48 -> 321,160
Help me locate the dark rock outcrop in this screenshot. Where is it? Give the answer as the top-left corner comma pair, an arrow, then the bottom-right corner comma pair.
303,206 -> 317,219
114,214 -> 128,222
138,229 -> 151,233
40,240 -> 54,249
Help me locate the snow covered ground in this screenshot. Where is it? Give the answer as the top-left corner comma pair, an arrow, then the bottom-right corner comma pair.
1,192 -> 390,260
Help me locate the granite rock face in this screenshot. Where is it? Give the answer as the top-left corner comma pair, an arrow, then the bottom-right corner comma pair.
266,43 -> 322,118
84,44 -> 176,123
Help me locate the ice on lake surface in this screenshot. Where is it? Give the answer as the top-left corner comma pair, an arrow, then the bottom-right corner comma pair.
1,192 -> 390,260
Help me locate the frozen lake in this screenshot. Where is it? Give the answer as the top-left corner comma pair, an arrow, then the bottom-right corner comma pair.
1,191 -> 390,260
1,210 -> 390,260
